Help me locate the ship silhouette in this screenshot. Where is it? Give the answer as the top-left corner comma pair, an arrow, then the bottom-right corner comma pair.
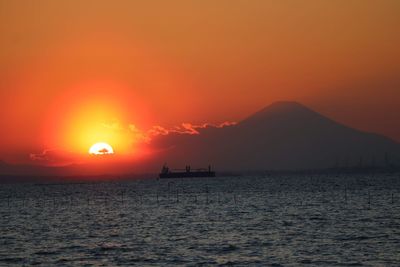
159,164 -> 215,179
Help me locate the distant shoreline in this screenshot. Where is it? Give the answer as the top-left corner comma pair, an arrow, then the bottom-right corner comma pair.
0,166 -> 399,184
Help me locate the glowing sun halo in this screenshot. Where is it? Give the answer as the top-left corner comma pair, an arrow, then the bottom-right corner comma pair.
89,142 -> 114,155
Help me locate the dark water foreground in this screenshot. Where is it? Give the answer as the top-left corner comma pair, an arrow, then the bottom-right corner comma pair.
1,174 -> 400,266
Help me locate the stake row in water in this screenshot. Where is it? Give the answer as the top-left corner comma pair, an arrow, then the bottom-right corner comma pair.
2,190 -> 397,209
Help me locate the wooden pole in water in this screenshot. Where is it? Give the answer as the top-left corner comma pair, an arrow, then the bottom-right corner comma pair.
206,186 -> 209,205
204,185 -> 209,204
345,187 -> 348,203
391,192 -> 394,204
167,181 -> 174,203
368,190 -> 371,207
176,189 -> 179,203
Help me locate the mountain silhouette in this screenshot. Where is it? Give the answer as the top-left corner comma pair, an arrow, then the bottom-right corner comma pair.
1,101 -> 399,179
152,101 -> 400,171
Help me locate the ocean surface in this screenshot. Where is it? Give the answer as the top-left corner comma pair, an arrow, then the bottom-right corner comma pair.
1,174 -> 400,266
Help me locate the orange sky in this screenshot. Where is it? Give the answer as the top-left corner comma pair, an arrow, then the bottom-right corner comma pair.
1,0 -> 399,165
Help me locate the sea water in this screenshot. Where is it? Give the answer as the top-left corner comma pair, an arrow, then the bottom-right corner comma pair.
1,174 -> 400,266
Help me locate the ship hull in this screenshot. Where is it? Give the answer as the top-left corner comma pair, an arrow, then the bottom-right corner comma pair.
159,171 -> 216,179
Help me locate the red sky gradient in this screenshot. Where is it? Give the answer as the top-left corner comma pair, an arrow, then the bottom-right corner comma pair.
1,0 -> 399,166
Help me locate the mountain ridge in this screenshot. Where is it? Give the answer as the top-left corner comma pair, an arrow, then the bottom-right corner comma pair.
1,101 -> 399,177
152,101 -> 400,171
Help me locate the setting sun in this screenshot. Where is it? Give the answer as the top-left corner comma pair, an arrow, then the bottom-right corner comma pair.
89,142 -> 114,155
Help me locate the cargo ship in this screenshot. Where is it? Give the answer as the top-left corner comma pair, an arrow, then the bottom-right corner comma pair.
159,164 -> 216,179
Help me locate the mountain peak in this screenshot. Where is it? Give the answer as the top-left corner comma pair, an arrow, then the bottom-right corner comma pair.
268,100 -> 305,108
262,101 -> 309,113
241,101 -> 318,125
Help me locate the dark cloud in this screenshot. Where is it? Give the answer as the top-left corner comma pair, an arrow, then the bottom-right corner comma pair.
29,149 -> 83,166
145,121 -> 237,137
28,121 -> 237,166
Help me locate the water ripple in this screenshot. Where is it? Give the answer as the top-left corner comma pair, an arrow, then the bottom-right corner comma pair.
1,174 -> 400,266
